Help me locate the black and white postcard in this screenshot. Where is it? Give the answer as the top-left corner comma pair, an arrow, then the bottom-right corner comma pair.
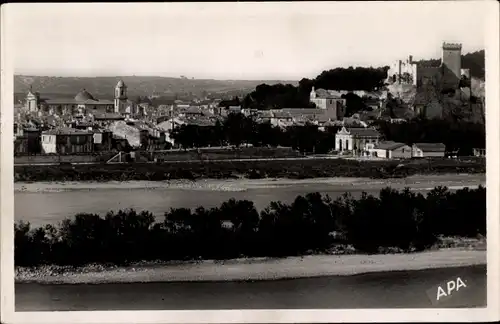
1,1 -> 499,323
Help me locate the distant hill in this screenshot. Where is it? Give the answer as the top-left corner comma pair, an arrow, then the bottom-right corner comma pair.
14,75 -> 298,100
414,50 -> 485,80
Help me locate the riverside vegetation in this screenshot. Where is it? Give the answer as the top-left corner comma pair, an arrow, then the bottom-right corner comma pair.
14,157 -> 485,182
15,185 -> 486,267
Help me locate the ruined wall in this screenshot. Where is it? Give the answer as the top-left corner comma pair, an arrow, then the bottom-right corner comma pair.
416,66 -> 441,88
386,56 -> 418,85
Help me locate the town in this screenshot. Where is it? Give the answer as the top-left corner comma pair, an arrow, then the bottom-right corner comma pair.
9,0 -> 492,315
14,41 -> 485,166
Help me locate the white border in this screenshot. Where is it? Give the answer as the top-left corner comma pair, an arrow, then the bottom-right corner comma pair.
1,1 -> 499,323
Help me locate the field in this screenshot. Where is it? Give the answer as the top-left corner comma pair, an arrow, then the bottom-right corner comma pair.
14,156 -> 486,182
14,147 -> 302,165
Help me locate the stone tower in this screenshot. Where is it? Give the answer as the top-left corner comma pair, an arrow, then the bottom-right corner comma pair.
441,42 -> 462,89
114,79 -> 128,113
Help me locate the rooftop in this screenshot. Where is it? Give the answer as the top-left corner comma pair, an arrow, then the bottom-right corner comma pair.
75,89 -> 96,102
314,88 -> 344,99
93,113 -> 125,120
374,141 -> 407,150
281,108 -> 326,116
342,127 -> 381,137
413,142 -> 446,152
43,127 -> 93,136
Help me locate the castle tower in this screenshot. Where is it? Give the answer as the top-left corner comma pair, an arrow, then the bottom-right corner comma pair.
25,85 -> 38,112
114,79 -> 128,113
441,42 -> 462,89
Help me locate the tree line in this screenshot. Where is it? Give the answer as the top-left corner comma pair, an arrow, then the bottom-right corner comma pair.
170,113 -> 485,155
170,113 -> 341,153
236,66 -> 389,110
15,185 -> 485,267
373,118 -> 485,155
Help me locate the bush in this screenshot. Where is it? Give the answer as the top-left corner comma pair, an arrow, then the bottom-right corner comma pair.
14,186 -> 486,267
14,157 -> 485,182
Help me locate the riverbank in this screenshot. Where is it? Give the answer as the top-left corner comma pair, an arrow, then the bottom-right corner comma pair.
14,173 -> 486,193
14,156 -> 485,182
15,248 -> 486,285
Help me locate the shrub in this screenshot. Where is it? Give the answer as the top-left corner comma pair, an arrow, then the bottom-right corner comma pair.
14,186 -> 486,267
14,157 -> 485,182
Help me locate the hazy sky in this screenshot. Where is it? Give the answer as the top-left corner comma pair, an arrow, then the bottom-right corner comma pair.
6,1 -> 490,80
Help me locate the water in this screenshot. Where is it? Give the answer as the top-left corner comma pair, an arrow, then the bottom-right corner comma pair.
15,265 -> 487,311
14,175 -> 485,228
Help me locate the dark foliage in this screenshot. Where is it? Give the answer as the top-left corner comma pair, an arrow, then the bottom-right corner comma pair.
14,156 -> 485,183
171,112 -> 484,156
373,118 -> 485,155
241,67 -> 389,110
15,186 -> 486,266
314,66 -> 389,92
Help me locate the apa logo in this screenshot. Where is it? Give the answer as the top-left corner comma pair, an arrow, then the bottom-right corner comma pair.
436,277 -> 467,301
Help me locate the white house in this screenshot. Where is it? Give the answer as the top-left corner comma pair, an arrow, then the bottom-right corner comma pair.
367,141 -> 412,159
335,126 -> 381,154
412,143 -> 446,158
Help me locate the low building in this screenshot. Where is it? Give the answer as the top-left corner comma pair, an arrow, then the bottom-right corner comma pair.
473,148 -> 486,157
335,126 -> 381,154
412,143 -> 446,158
228,106 -> 242,114
270,111 -> 293,127
184,106 -> 204,118
41,128 -> 94,154
367,141 -> 412,159
14,127 -> 42,155
93,129 -> 114,152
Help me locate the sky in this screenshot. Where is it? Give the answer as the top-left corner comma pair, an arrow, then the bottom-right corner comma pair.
5,1 -> 491,81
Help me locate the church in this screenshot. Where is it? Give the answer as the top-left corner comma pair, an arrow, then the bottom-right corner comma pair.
25,80 -> 136,117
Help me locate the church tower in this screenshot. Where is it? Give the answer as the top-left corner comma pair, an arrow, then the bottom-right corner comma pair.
114,79 -> 128,113
25,86 -> 38,112
310,86 -> 316,99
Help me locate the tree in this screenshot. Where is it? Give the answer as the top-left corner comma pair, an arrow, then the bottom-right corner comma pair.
223,113 -> 256,147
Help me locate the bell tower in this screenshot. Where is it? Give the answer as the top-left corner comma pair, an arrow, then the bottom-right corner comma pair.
310,86 -> 316,99
26,85 -> 39,112
114,79 -> 128,113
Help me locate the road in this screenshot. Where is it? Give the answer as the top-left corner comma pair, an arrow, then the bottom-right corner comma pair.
15,265 -> 486,311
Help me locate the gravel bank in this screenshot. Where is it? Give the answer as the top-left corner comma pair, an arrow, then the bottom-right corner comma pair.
14,173 -> 485,193
16,249 -> 486,285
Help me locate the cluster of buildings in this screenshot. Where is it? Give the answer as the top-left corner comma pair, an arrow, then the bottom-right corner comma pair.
333,126 -> 446,159
13,76 -> 437,160
15,80 -> 171,155
15,41 -> 478,159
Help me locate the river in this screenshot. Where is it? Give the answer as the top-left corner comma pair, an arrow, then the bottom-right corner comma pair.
14,174 -> 485,227
15,264 -> 486,311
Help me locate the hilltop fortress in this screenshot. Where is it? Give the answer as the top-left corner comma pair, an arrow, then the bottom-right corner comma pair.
384,42 -> 483,122
386,42 -> 470,89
